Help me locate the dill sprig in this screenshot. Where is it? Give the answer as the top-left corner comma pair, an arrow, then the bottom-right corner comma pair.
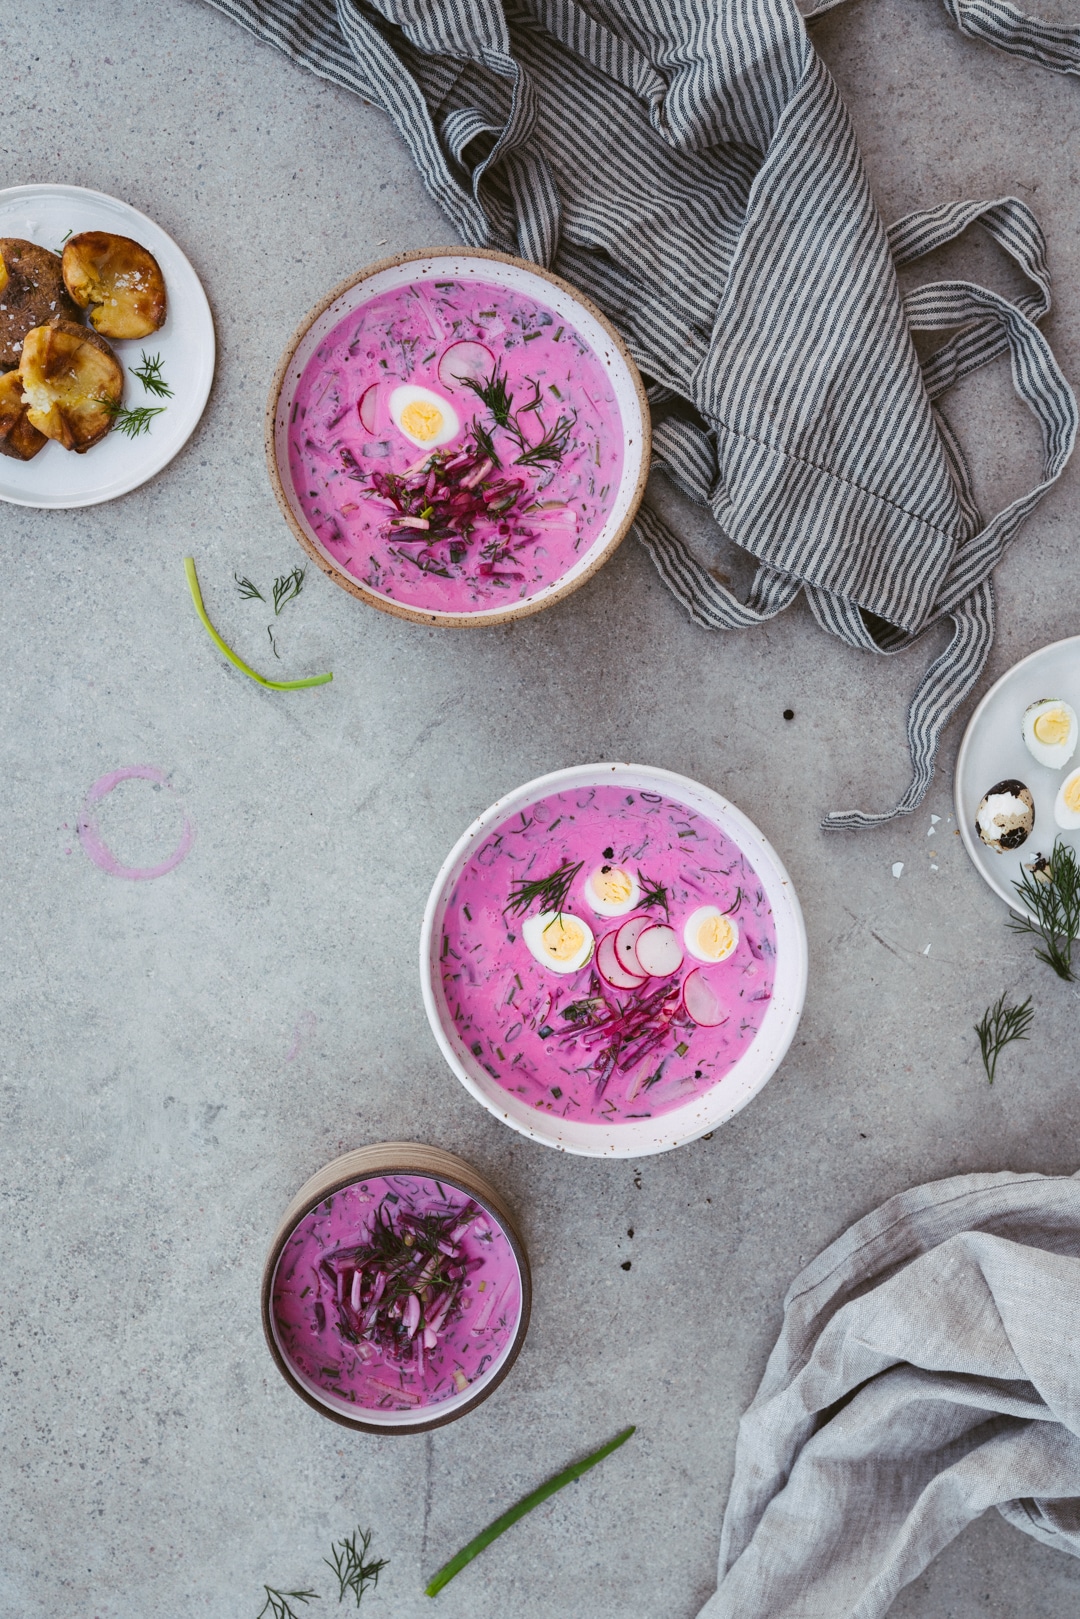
273,566 -> 307,615
512,409 -> 577,467
461,362 -> 514,426
504,858 -> 583,919
470,420 -> 501,467
130,351 -> 173,397
234,574 -> 265,601
324,1527 -> 388,1607
637,872 -> 669,914
267,625 -> 280,659
256,1588 -> 319,1619
1009,838 -> 1080,981
105,400 -> 166,438
975,991 -> 1034,1084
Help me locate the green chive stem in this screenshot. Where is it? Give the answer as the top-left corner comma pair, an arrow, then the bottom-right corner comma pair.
424,1425 -> 635,1597
184,558 -> 332,691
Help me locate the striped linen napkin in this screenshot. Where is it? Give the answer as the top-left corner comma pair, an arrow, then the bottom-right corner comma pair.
207,0 -> 1079,824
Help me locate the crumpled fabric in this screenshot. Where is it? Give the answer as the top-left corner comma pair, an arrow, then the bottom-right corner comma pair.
206,0 -> 1078,823
700,1169 -> 1080,1618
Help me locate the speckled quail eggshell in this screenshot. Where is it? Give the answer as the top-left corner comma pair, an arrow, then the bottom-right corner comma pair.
976,779 -> 1034,852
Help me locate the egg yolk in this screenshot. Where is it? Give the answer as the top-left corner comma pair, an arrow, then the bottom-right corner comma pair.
400,399 -> 444,442
694,914 -> 736,961
540,915 -> 587,963
1064,776 -> 1080,815
1034,708 -> 1071,746
590,865 -> 633,906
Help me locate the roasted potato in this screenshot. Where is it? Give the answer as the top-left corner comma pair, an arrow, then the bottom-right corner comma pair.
0,367 -> 47,460
0,238 -> 79,370
20,319 -> 124,453
62,231 -> 166,340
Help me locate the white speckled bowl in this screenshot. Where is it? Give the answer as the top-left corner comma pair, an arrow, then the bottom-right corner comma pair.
267,247 -> 650,628
420,764 -> 808,1158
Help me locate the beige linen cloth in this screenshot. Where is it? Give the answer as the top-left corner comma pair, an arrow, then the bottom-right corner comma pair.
700,1170 -> 1080,1617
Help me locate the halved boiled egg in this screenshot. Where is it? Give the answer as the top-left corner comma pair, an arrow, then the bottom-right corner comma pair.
1023,698 -> 1077,771
1054,767 -> 1080,829
584,864 -> 640,916
387,384 -> 460,448
684,906 -> 739,963
521,911 -> 594,974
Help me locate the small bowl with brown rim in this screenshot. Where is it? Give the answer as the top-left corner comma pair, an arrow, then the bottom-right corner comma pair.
262,1143 -> 531,1434
266,247 -> 649,627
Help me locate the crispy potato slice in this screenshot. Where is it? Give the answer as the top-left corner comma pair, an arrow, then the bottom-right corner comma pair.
0,367 -> 47,460
62,232 -> 166,340
20,319 -> 124,452
0,238 -> 79,369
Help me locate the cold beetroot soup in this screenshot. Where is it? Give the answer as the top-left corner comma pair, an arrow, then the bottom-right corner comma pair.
286,278 -> 624,612
271,1174 -> 523,1417
440,785 -> 778,1125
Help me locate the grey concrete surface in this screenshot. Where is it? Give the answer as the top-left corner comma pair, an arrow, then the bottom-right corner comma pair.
2,1 -> 1080,1615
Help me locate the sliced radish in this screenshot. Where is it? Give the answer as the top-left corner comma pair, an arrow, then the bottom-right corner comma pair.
597,930 -> 647,991
634,924 -> 683,978
358,384 -> 378,431
438,341 -> 494,391
683,969 -> 728,1028
614,915 -> 650,977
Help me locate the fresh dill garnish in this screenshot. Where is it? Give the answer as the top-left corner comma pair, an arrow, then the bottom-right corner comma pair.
324,1527 -> 388,1607
234,574 -> 265,601
272,565 -> 307,615
256,1588 -> 319,1619
513,409 -> 577,467
130,351 -> 173,398
975,991 -> 1034,1084
105,400 -> 166,438
471,420 -> 501,467
461,363 -> 514,426
637,872 -> 669,913
504,858 -> 584,919
1009,839 -> 1080,980
267,625 -> 280,659
59,228 -> 72,247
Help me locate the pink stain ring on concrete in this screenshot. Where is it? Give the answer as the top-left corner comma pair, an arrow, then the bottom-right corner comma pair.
77,765 -> 194,880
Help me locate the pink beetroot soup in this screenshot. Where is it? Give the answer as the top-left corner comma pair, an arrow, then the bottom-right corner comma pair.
287,278 -> 624,612
440,785 -> 777,1124
272,1175 -> 522,1415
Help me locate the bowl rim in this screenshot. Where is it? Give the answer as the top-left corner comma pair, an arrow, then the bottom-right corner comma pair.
261,1143 -> 532,1435
265,245 -> 651,628
420,764 -> 808,1158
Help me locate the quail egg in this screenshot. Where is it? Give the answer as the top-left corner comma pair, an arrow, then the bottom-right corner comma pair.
684,905 -> 739,963
387,384 -> 460,449
583,864 -> 640,916
1054,767 -> 1080,830
1022,698 -> 1077,771
976,779 -> 1034,852
521,910 -> 594,974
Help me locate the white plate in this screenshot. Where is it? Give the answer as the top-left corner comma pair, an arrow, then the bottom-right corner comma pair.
955,635 -> 1080,919
0,184 -> 214,508
420,763 -> 808,1159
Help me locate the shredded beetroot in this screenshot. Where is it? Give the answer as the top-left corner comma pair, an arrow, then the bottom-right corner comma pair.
559,977 -> 685,1093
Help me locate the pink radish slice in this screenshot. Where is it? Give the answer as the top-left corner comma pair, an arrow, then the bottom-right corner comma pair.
597,930 -> 647,991
614,915 -> 651,977
683,970 -> 728,1028
358,384 -> 378,431
634,924 -> 683,978
438,341 -> 494,390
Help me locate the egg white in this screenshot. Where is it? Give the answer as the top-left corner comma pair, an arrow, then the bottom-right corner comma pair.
684,905 -> 739,964
1023,698 -> 1078,772
584,864 -> 640,917
1054,767 -> 1080,830
388,384 -> 460,449
521,910 -> 594,974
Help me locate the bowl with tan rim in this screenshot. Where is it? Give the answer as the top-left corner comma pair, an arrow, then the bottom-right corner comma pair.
262,1143 -> 531,1433
266,247 -> 649,627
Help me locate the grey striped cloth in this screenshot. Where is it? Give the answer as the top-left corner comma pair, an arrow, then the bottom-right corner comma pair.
207,0 -> 1080,825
